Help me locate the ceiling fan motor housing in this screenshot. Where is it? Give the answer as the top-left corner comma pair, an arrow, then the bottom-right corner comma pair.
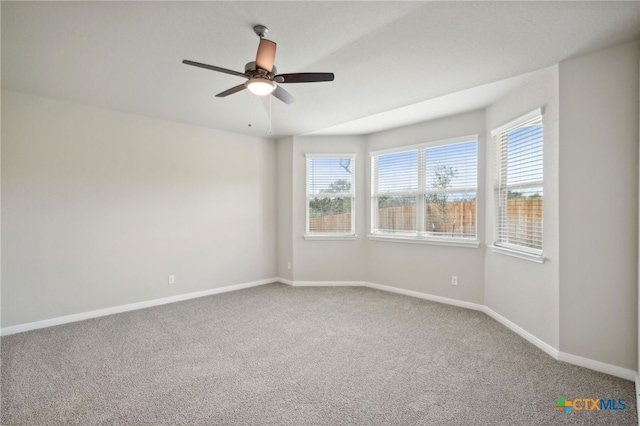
245,61 -> 277,76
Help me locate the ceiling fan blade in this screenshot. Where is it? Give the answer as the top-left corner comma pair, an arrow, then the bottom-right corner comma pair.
256,39 -> 276,72
272,85 -> 295,104
183,60 -> 247,78
216,84 -> 247,98
275,73 -> 335,83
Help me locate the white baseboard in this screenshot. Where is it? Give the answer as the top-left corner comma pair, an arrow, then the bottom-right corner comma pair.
363,284 -> 634,381
482,306 -> 559,359
366,281 -> 485,312
275,277 -> 294,286
636,375 -> 640,425
277,279 -> 634,381
557,351 -> 636,382
0,278 -> 277,336
3,277 -> 636,383
278,279 -> 484,312
288,280 -> 368,287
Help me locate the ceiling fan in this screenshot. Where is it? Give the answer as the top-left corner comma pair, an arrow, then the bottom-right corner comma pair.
183,25 -> 335,105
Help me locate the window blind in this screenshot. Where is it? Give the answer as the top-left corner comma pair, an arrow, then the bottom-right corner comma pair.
493,112 -> 543,252
306,155 -> 355,235
372,150 -> 419,233
371,137 -> 477,240
424,141 -> 477,238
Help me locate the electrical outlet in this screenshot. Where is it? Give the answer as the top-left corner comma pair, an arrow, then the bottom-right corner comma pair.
287,262 -> 291,270
168,275 -> 175,285
451,276 -> 458,286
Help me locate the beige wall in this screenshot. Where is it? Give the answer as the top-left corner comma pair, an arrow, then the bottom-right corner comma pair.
276,137 -> 293,280
0,13 -> 2,334
559,42 -> 639,370
1,90 -> 276,327
484,66 -> 560,349
365,111 -> 486,304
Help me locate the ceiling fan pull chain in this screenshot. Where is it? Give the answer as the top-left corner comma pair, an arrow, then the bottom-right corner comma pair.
247,91 -> 253,128
269,95 -> 273,135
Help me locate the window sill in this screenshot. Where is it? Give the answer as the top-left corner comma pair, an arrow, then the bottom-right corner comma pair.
368,234 -> 480,248
489,245 -> 545,264
304,234 -> 357,241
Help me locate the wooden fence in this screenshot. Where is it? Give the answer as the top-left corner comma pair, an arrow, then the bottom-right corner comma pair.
309,199 -> 543,236
309,213 -> 352,233
502,198 -> 543,247
376,202 -> 477,235
507,198 -> 543,219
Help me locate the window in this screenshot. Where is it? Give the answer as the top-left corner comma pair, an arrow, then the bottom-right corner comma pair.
370,136 -> 478,244
492,109 -> 543,257
305,154 -> 356,238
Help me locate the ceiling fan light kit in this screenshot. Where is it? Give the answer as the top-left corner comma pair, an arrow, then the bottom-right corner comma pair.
246,78 -> 276,96
182,25 -> 334,105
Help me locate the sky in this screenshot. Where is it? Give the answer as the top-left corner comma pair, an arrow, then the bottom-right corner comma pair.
308,125 -> 542,199
376,140 -> 477,193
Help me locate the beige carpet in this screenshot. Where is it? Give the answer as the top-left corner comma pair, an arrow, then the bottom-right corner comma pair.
1,283 -> 637,425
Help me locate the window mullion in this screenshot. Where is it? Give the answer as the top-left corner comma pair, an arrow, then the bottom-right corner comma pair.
497,134 -> 508,243
371,156 -> 378,232
416,149 -> 426,234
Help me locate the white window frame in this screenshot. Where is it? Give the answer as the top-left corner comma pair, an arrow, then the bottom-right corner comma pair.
305,153 -> 356,240
369,135 -> 479,248
489,108 -> 545,263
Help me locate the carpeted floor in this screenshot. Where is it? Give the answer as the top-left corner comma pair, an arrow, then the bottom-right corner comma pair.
1,283 -> 637,425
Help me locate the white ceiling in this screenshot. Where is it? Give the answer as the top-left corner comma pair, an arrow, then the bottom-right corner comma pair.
2,1 -> 640,137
